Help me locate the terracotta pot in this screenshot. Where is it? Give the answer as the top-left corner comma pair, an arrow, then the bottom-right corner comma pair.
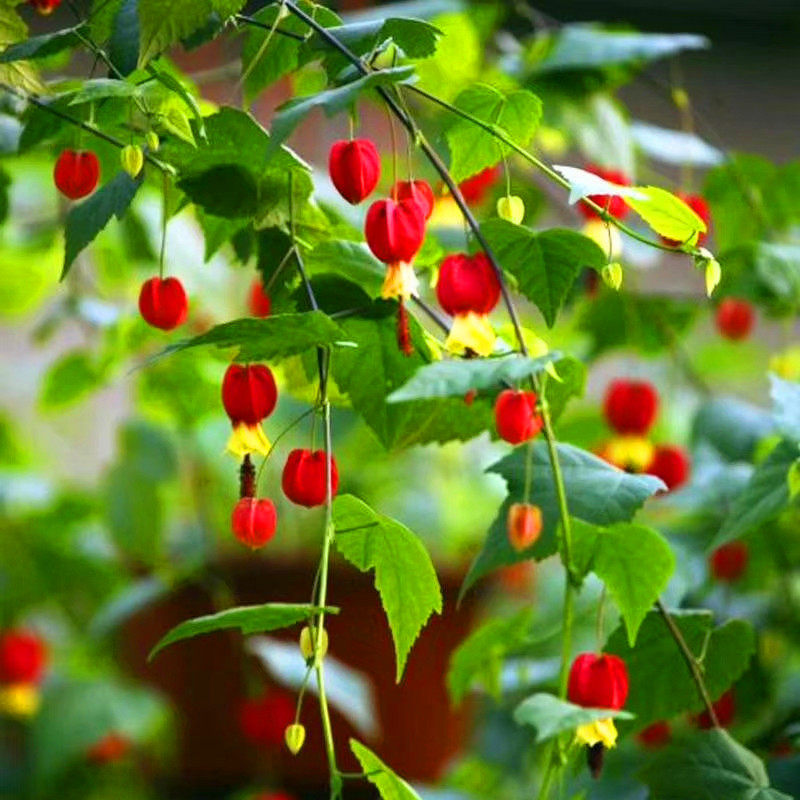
119,556 -> 482,796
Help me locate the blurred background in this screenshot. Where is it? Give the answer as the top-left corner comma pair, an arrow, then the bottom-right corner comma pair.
1,1 -> 798,799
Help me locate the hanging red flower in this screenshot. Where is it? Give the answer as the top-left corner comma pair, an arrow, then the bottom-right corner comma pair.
328,139 -> 381,205
603,379 -> 659,436
495,389 -> 542,445
392,179 -> 435,219
364,198 -> 426,264
231,497 -> 278,549
53,149 -> 100,199
282,449 -> 339,508
138,277 -> 188,331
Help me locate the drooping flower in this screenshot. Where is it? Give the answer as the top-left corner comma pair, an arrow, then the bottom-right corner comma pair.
646,444 -> 690,491
138,277 -> 188,331
249,280 -> 271,317
221,364 -> 278,457
328,139 -> 381,205
715,298 -> 755,341
495,389 -> 543,445
365,198 -> 426,264
603,379 -> 659,436
710,541 -> 748,583
0,630 -> 47,686
53,149 -> 100,199
392,179 -> 435,220
282,449 -> 339,508
507,503 -> 543,552
231,497 -> 277,549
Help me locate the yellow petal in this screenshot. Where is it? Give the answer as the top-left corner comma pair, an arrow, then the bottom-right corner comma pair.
381,261 -> 419,301
428,195 -> 463,229
0,684 -> 41,717
445,312 -> 496,357
576,718 -> 618,749
602,435 -> 655,473
226,423 -> 271,458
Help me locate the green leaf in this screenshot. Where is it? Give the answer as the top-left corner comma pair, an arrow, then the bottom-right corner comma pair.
640,730 -> 792,800
446,84 -> 542,182
514,693 -> 633,742
713,439 -> 798,547
625,186 -> 708,246
149,603 -> 331,660
534,24 -> 708,72
159,105 -> 196,146
351,739 -> 423,800
39,350 -> 100,410
754,243 -> 800,309
0,24 -> 84,63
0,6 -> 45,94
137,0 -> 247,67
461,443 -> 664,597
318,18 -> 442,62
107,0 -> 139,76
333,495 -> 442,681
543,356 -> 587,422
269,65 -> 415,149
482,220 -> 606,327
605,610 -> 756,729
62,170 -> 143,280
387,354 -> 558,403
304,239 -> 385,296
572,521 -> 675,645
692,396 -> 775,462
577,291 -> 697,358
161,311 -> 345,362
331,301 -> 494,449
68,77 -> 139,105
770,374 -> 800,442
447,608 -> 532,706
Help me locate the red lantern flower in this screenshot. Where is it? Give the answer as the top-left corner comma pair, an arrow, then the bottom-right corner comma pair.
603,379 -> 659,436
715,298 -> 755,341
710,541 -> 748,583
0,630 -> 47,686
693,689 -> 735,729
495,389 -> 542,445
328,139 -> 381,205
28,0 -> 61,15
577,164 -> 630,221
661,193 -> 711,247
222,364 -> 278,426
636,721 -> 671,748
647,444 -> 690,491
87,732 -> 130,765
436,252 -> 501,355
458,165 -> 501,205
138,277 -> 188,331
53,149 -> 100,199
568,653 -> 629,711
392,179 -> 435,220
507,503 -> 543,552
231,497 -> 277,549
364,198 -> 426,264
282,449 -> 339,508
238,691 -> 295,747
249,280 -> 271,318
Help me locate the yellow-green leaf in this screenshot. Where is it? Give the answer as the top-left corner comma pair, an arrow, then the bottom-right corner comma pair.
626,185 -> 707,246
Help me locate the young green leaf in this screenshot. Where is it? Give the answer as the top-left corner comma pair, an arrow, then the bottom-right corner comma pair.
625,185 -> 707,245
333,495 -> 442,681
605,610 -> 755,729
0,25 -> 84,63
39,351 -> 101,410
351,739 -> 423,800
514,693 -> 633,742
446,84 -> 542,183
149,603 -> 332,660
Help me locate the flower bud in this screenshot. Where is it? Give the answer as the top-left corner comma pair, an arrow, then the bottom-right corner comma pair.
568,653 -> 629,710
329,139 -> 381,205
364,198 -> 426,264
221,364 -> 277,426
249,280 -> 271,317
715,298 -> 754,341
0,630 -> 47,686
231,497 -> 277,549
146,131 -> 160,151
601,262 -> 623,291
282,449 -> 339,508
138,276 -> 188,331
496,195 -> 525,224
603,379 -> 659,436
494,389 -> 542,445
646,444 -> 690,491
507,503 -> 543,552
300,626 -> 328,665
392,179 -> 434,220
54,149 -> 100,199
285,723 -> 306,755
709,541 -> 748,583
120,144 -> 144,178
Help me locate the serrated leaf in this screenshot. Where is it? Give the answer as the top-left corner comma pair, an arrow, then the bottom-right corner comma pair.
625,185 -> 707,245
446,84 -> 542,182
149,603 -> 332,660
514,693 -> 633,742
269,65 -> 415,149
713,439 -> 798,547
572,521 -> 675,645
388,354 -> 558,403
62,171 -> 143,279
159,311 -> 345,362
0,25 -> 84,63
461,443 -> 665,597
482,220 -> 606,327
605,610 -> 755,729
640,730 -> 792,800
447,608 -> 532,706
159,104 -> 195,146
333,495 -> 442,681
770,374 -> 800,443
331,301 -> 494,448
351,739 -> 423,800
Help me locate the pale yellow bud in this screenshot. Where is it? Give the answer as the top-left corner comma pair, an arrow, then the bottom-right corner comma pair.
496,195 -> 525,225
601,262 -> 623,291
120,144 -> 144,178
300,625 -> 328,665
145,131 -> 160,152
285,723 -> 306,755
705,258 -> 721,297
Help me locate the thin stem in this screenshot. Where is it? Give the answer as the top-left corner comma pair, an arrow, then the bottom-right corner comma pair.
655,598 -> 719,726
159,173 -> 168,279
235,13 -> 307,41
0,83 -> 174,175
238,1 -> 286,96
